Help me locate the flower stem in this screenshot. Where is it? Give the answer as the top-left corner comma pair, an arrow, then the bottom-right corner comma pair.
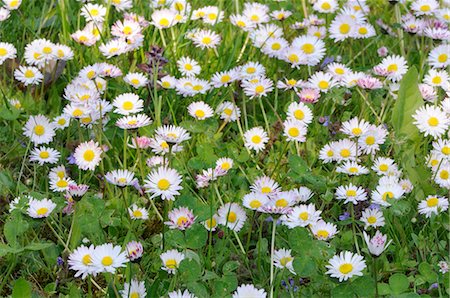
269,217 -> 277,298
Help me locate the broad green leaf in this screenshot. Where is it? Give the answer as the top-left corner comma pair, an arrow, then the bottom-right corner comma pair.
389,273 -> 410,294
418,262 -> 438,283
12,278 -> 32,298
293,257 -> 317,277
24,242 -> 54,251
179,259 -> 202,282
185,224 -> 208,249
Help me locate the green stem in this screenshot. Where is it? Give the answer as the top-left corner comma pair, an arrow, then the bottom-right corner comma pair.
269,217 -> 277,298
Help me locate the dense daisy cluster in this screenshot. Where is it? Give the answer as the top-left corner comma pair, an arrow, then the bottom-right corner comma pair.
1,0 -> 450,297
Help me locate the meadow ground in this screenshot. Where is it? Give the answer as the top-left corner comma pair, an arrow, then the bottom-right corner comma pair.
0,0 -> 449,297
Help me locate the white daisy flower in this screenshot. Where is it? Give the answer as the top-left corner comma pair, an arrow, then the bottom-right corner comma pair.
160,249 -> 185,274
283,119 -> 308,142
326,251 -> 366,282
244,127 -> 269,152
232,284 -> 267,298
310,220 -> 338,241
14,65 -> 43,86
242,192 -> 269,210
418,195 -> 449,218
113,93 -> 144,115
144,166 -> 183,201
336,161 -> 369,176
27,198 -> 57,218
192,29 -> 221,49
413,105 -> 450,139
30,146 -> 60,165
81,3 -> 107,23
23,115 -> 56,145
91,243 -> 129,274
120,279 -> 147,298
165,206 -> 196,230
128,204 -> 149,220
187,101 -> 214,120
68,244 -> 96,279
124,72 -> 148,88
281,203 -> 322,228
335,184 -> 367,204
116,114 -> 152,130
216,101 -> 241,121
250,176 -> 280,195
217,202 -> 247,232
177,56 -> 201,77
360,207 -> 385,229
74,141 -> 102,171
341,117 -> 370,138
0,42 -> 17,65
273,248 -> 296,274
105,169 -> 137,187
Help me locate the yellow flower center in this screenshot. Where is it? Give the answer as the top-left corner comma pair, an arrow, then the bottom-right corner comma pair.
130,293 -> 139,298
335,68 -> 345,75
166,259 -> 177,269
316,230 -> 329,239
276,199 -> 288,207
56,179 -> 68,188
123,26 -> 132,35
205,218 -> 217,229
82,254 -> 92,265
302,43 -> 315,54
440,170 -> 449,179
438,54 -> 448,63
159,18 -> 170,27
367,216 -> 377,224
250,15 -> 259,22
427,197 -> 439,207
34,125 -> 45,136
271,43 -> 281,50
339,263 -> 353,274
288,127 -> 300,137
195,110 -> 205,118
43,46 -> 52,54
133,210 -> 143,218
90,9 -> 99,16
352,127 -> 362,136
365,136 -> 375,145
175,2 -> 184,11
227,211 -> 237,223
349,167 -> 359,173
249,200 -> 261,209
157,178 -> 171,190
261,186 -> 271,193
432,76 -> 442,84
346,190 -> 357,197
193,85 -> 203,91
339,24 -> 350,34
223,108 -> 233,116
280,256 -> 293,266
24,69 -> 35,78
221,162 -> 231,170
340,149 -> 351,158
382,191 -> 394,201
236,20 -> 246,27
299,212 -> 309,221
36,207 -> 48,216
294,109 -> 304,120
101,256 -> 113,266
251,135 -> 262,144
321,2 -> 331,10
118,177 -> 127,184
220,74 -> 231,83
288,54 -> 299,63
387,64 -> 398,72
246,67 -> 256,74
202,37 -> 212,44
39,151 -> 49,159
57,118 -> 66,125
123,101 -> 134,110
318,81 -> 329,89
327,150 -> 334,157
177,216 -> 189,226
379,164 -> 388,172
420,5 -> 430,12
441,146 -> 450,155
358,27 -> 368,35
428,117 -> 439,127
83,149 -> 95,162
208,13 -> 217,20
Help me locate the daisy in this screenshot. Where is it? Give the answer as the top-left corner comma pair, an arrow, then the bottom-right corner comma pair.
216,101 -> 241,122
435,162 -> 450,189
116,114 -> 152,130
261,37 -> 289,58
242,193 -> 269,210
281,203 -> 322,228
113,93 -> 144,115
23,115 -> 56,145
230,14 -> 255,31
27,198 -> 57,218
286,102 -> 313,125
341,117 -> 370,138
271,191 -> 297,209
413,105 -> 450,138
292,35 -> 326,66
329,15 -> 357,42
105,169 -> 136,187
376,55 -> 408,82
311,220 -> 338,241
313,0 -> 338,13
432,138 -> 450,160
418,195 -> 449,218
232,284 -> 267,298
243,2 -> 270,24
111,0 -> 133,11
0,7 -> 10,21
14,66 -> 43,86
53,114 -> 71,130
211,70 -> 238,88
271,9 -> 292,21
334,139 -> 358,162
155,125 -> 191,144
360,207 -> 385,229
91,243 -> 128,274
250,176 -> 280,195
244,127 -> 269,152
283,119 -> 307,142
336,161 -> 370,176
3,0 -> 21,10
177,56 -> 201,77
126,241 -> 143,261
99,39 -> 128,59
144,166 -> 183,201
158,75 -> 177,89
68,245 -> 96,279
424,69 -> 449,87
73,141 -> 102,171
128,204 -> 149,220
168,289 -> 197,298
297,88 -> 321,103
355,23 -> 376,39
71,30 -> 97,46
203,214 -> 219,231
192,29 -> 221,49
292,187 -> 314,202
49,176 -> 74,192
124,72 -> 148,88
242,77 -> 274,98
120,279 -> 146,298
165,206 -> 196,230
335,184 -> 367,204
81,3 -> 107,23
187,101 -> 214,120
371,181 -> 405,207
277,78 -> 305,91
358,125 -> 388,155
240,61 -> 266,79
30,146 -> 60,165
308,71 -> 337,93
111,19 -> 141,38
273,248 -> 296,274
372,157 -> 399,176
428,44 -> 450,69
0,42 -> 16,65
217,202 -> 247,232
411,0 -> 439,16
161,249 -> 185,274
326,251 -> 366,282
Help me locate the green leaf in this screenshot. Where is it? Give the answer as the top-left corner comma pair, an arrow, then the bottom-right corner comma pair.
4,213 -> 29,247
293,257 -> 317,277
184,224 -> 207,249
12,278 -> 32,298
222,261 -> 240,274
418,262 -> 438,283
391,66 -> 422,141
389,273 -> 410,294
0,243 -> 21,256
351,276 -> 376,298
24,242 -> 54,251
0,106 -> 20,120
186,282 -> 209,298
213,274 -> 238,297
331,283 -> 355,298
179,259 -> 202,282
377,283 -> 391,296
